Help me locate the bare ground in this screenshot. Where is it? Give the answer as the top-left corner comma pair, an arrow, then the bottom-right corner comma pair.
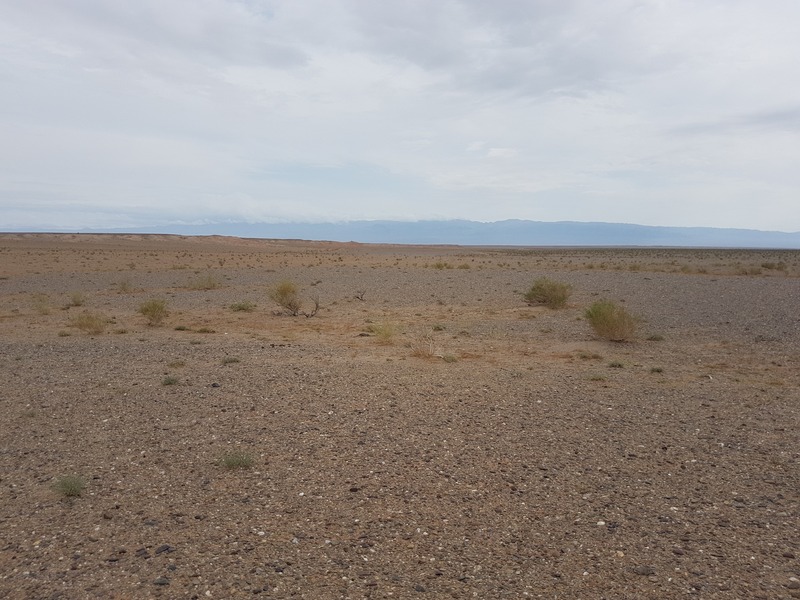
0,234 -> 798,599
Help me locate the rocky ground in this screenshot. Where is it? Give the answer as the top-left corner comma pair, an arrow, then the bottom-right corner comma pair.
0,234 -> 798,599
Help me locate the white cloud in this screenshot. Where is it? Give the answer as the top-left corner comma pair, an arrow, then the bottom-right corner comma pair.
1,0 -> 800,232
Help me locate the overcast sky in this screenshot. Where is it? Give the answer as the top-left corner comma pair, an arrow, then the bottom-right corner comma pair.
2,1 -> 799,232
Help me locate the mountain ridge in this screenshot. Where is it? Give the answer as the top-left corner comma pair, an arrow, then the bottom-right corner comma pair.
31,219 -> 800,248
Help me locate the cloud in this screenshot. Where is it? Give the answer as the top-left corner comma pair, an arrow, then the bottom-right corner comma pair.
1,0 -> 800,232
486,148 -> 517,158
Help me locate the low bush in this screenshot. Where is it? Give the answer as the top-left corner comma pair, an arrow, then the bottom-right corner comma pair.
523,277 -> 572,309
139,299 -> 168,326
188,274 -> 220,290
71,311 -> 107,335
52,475 -> 85,498
220,451 -> 254,470
230,301 -> 256,312
585,300 -> 637,341
269,281 -> 319,317
270,281 -> 302,316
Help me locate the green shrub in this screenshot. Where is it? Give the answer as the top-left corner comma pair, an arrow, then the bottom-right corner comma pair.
139,299 -> 168,326
52,475 -> 85,498
523,277 -> 572,309
585,300 -> 637,342
220,451 -> 254,470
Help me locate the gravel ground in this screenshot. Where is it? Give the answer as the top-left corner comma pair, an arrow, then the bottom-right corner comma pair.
0,234 -> 798,599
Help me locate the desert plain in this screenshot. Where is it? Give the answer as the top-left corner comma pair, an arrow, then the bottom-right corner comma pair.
0,233 -> 798,599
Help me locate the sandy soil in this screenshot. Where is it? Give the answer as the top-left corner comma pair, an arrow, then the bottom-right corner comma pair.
0,233 -> 798,599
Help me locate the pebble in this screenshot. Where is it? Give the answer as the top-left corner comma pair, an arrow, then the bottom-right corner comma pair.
153,577 -> 169,586
155,544 -> 175,555
633,566 -> 655,576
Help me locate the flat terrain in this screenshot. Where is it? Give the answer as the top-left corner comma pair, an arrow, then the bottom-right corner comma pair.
0,234 -> 798,599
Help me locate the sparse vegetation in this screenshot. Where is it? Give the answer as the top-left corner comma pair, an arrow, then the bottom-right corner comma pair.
523,277 -> 572,309
139,298 -> 168,326
270,280 -> 302,316
31,293 -> 51,315
647,334 -> 665,342
162,376 -> 179,386
220,450 -> 254,470
70,311 -> 107,335
367,321 -> 396,344
222,357 -> 240,364
230,301 -> 256,312
269,281 -> 319,317
585,300 -> 637,342
411,334 -> 438,359
52,475 -> 85,498
66,291 -> 86,307
188,274 -> 220,290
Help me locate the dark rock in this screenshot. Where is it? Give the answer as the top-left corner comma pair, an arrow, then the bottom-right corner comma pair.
153,577 -> 169,586
633,565 -> 655,576
155,544 -> 175,555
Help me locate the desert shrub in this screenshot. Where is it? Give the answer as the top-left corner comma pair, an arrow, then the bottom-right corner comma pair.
523,277 -> 572,309
269,282 -> 319,317
188,274 -> 220,290
410,334 -> 438,358
71,311 -> 107,335
66,292 -> 86,307
162,376 -> 179,386
585,300 -> 637,342
270,280 -> 302,316
230,301 -> 256,312
367,321 -> 396,344
220,451 -> 254,470
52,475 -> 85,498
139,299 -> 168,326
31,293 -> 51,315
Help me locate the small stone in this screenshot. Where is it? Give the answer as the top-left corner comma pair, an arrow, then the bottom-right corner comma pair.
788,580 -> 800,590
633,565 -> 655,576
155,544 -> 175,555
783,552 -> 796,559
153,577 -> 169,586
672,547 -> 685,555
135,548 -> 150,558
211,382 -> 221,388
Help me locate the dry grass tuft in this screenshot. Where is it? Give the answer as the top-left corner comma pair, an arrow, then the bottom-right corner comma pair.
70,311 -> 107,335
523,277 -> 572,309
585,300 -> 637,342
139,299 -> 168,326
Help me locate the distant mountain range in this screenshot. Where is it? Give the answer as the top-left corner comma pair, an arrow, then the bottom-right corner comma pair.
87,219 -> 800,248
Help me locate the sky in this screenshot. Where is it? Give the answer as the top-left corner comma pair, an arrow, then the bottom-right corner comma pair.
2,0 -> 800,233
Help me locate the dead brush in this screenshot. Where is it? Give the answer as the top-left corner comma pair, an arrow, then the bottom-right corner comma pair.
410,334 -> 441,359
